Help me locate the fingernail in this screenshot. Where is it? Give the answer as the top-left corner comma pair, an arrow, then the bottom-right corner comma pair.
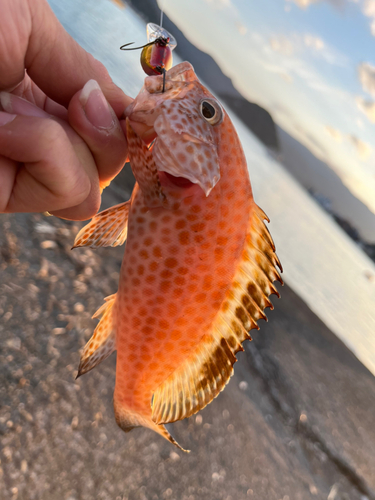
0,91 -> 48,118
0,111 -> 16,126
80,80 -> 114,130
0,91 -> 13,113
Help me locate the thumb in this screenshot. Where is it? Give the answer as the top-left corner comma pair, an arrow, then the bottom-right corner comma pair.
68,80 -> 130,189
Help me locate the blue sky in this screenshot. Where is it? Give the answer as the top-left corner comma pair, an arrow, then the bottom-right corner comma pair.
161,0 -> 375,215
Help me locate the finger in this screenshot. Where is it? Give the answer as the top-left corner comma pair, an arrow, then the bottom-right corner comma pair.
0,91 -> 74,143
26,0 -> 132,116
0,111 -> 100,220
9,73 -> 68,120
0,0 -> 132,117
68,80 -> 128,188
0,91 -> 51,119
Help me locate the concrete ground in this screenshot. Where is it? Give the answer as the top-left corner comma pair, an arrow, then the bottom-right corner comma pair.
0,170 -> 374,500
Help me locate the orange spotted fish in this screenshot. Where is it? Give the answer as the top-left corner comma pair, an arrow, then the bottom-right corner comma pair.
73,62 -> 282,451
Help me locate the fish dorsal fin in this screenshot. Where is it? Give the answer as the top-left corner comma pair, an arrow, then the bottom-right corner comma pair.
151,205 -> 282,424
76,294 -> 117,378
72,201 -> 130,249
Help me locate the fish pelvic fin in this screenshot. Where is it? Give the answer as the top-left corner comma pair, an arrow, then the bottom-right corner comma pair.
151,204 -> 282,425
72,201 -> 130,249
76,294 -> 117,378
114,400 -> 190,452
126,119 -> 169,208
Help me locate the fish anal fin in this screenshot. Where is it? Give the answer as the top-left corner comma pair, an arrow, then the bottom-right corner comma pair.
114,400 -> 189,452
151,203 -> 282,426
72,201 -> 130,249
76,294 -> 116,378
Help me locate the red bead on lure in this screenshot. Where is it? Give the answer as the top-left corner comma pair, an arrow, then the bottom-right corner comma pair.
120,23 -> 177,79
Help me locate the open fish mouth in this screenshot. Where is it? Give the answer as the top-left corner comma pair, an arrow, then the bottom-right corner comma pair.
125,120 -> 218,196
152,135 -> 219,197
159,171 -> 196,189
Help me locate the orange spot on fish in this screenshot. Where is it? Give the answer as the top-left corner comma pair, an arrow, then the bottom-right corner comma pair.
153,246 -> 162,258
164,257 -> 178,268
178,231 -> 190,245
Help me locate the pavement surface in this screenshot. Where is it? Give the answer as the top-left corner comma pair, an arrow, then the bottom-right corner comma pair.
0,170 -> 374,500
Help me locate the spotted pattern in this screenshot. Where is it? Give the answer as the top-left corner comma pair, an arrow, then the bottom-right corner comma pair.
127,61 -> 222,197
77,294 -> 116,377
114,97 -> 276,433
126,120 -> 168,209
77,62 -> 282,450
153,96 -> 221,195
152,204 -> 282,424
73,201 -> 130,248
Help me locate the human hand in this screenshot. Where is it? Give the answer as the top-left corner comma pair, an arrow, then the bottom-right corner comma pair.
0,0 -> 132,220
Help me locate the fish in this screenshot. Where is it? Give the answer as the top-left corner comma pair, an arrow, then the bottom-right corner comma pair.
73,62 -> 282,451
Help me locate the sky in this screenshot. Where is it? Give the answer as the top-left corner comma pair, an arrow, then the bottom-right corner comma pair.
159,0 -> 375,217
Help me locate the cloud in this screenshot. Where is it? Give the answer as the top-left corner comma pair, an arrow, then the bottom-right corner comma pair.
286,0 -> 320,7
348,134 -> 372,160
325,126 -> 372,160
204,0 -> 232,8
236,22 -> 247,35
325,126 -> 343,142
363,0 -> 375,16
358,62 -> 375,96
262,63 -> 294,82
303,34 -> 325,50
270,34 -> 325,56
362,0 -> 375,35
269,33 -> 347,67
270,35 -> 295,56
356,96 -> 375,122
285,0 -> 346,9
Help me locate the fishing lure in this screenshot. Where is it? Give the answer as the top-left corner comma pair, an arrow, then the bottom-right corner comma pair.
120,23 -> 177,90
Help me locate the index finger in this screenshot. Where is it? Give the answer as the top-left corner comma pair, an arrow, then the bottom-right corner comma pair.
2,0 -> 131,116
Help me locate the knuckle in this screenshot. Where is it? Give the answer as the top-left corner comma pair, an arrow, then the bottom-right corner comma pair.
42,119 -> 64,144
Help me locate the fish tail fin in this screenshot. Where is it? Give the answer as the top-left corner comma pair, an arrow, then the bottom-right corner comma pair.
72,201 -> 130,249
76,294 -> 117,378
113,399 -> 189,452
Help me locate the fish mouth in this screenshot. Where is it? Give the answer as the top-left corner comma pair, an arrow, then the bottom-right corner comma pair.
126,120 -> 219,197
153,137 -> 219,197
126,119 -> 156,145
160,172 -> 196,189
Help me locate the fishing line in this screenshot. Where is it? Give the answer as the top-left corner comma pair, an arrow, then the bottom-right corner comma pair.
160,9 -> 164,28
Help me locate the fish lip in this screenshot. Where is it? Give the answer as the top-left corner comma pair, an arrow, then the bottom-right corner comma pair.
159,171 -> 196,189
126,118 -> 157,144
158,171 -> 202,197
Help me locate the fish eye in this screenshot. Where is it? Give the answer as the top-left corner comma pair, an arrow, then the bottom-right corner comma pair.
199,99 -> 223,126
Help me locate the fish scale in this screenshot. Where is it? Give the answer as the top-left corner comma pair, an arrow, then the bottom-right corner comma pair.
73,62 -> 282,451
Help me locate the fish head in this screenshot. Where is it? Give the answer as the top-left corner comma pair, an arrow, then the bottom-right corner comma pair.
125,62 -> 225,196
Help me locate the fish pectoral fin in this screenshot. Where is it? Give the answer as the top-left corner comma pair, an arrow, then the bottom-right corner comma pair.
152,204 -> 282,425
126,119 -> 169,208
72,201 -> 131,249
76,294 -> 117,378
